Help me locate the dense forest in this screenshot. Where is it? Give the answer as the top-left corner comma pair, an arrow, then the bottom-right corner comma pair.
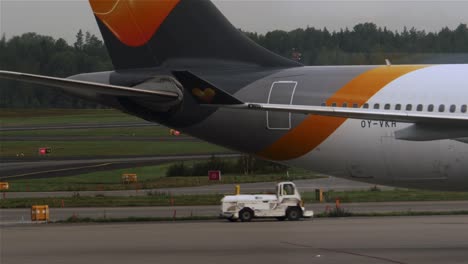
2,23 -> 468,108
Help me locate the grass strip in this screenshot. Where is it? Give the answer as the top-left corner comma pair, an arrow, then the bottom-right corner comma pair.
302,188 -> 468,203
0,126 -> 172,137
3,188 -> 468,208
1,140 -> 229,158
6,163 -> 319,192
1,109 -> 141,126
55,215 -> 219,224
315,210 -> 468,218
52,210 -> 468,224
0,194 -> 225,209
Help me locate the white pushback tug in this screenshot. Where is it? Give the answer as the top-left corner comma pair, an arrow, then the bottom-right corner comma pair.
221,182 -> 314,222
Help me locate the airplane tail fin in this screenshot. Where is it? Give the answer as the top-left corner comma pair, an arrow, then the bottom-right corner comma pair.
89,0 -> 301,70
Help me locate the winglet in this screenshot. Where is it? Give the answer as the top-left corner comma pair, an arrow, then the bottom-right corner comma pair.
172,71 -> 244,105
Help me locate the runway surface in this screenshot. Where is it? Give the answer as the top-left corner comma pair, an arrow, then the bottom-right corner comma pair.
2,177 -> 391,198
2,215 -> 468,264
2,200 -> 468,223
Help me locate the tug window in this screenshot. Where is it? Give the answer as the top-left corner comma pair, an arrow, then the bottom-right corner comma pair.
282,184 -> 295,195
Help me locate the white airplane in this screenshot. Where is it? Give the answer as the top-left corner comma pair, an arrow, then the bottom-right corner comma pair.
1,0 -> 467,191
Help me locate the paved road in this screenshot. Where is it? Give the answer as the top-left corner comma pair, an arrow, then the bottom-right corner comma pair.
2,201 -> 468,223
2,215 -> 468,264
0,153 -> 239,180
1,177 -> 391,198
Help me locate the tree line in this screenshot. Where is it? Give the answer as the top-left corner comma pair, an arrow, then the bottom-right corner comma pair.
2,23 -> 468,108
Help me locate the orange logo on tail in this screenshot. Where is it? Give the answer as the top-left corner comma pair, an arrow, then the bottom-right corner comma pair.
192,88 -> 216,103
89,0 -> 180,47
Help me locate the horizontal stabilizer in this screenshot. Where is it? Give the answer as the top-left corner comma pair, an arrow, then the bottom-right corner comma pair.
172,71 -> 243,105
0,71 -> 180,99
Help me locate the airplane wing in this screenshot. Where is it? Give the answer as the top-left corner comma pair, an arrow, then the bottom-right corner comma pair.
224,103 -> 468,124
173,70 -> 468,124
0,71 -> 180,99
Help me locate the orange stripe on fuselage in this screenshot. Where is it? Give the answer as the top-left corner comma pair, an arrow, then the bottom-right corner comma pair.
257,65 -> 428,161
89,0 -> 180,47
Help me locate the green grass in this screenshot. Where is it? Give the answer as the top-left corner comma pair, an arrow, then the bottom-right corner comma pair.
0,109 -> 142,126
56,215 -> 219,223
6,163 -> 320,192
54,210 -> 468,224
303,189 -> 468,203
1,140 -> 229,158
314,210 -> 468,218
0,126 -> 174,137
0,194 -> 224,208
4,189 -> 468,209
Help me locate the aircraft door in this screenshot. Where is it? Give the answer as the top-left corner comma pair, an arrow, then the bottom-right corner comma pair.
266,81 -> 298,130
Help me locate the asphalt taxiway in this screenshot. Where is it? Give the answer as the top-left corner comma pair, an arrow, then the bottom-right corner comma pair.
2,215 -> 468,264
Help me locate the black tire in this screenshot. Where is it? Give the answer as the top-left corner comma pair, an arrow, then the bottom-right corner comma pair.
286,207 -> 302,221
239,209 -> 253,222
227,217 -> 237,222
276,217 -> 286,221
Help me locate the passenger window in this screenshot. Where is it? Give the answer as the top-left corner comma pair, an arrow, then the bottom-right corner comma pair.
331,102 -> 337,107
428,104 -> 434,112
374,103 -> 380,109
363,103 -> 369,109
462,105 -> 467,113
395,104 -> 401,110
342,102 -> 348,108
384,104 -> 391,110
439,105 -> 445,112
417,104 -> 423,112
321,102 -> 326,107
450,105 -> 456,113
353,103 -> 359,108
406,104 -> 412,111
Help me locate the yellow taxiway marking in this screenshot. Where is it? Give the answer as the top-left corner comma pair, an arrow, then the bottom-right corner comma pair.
3,163 -> 114,179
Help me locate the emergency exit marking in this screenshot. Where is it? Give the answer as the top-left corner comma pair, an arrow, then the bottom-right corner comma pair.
208,171 -> 221,181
